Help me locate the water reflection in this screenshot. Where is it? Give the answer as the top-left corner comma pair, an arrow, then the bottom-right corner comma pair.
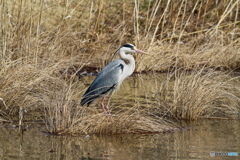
0,119 -> 239,159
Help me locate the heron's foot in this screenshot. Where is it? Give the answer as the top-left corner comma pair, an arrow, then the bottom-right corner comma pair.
102,110 -> 112,122
105,105 -> 111,115
105,114 -> 113,122
103,111 -> 111,117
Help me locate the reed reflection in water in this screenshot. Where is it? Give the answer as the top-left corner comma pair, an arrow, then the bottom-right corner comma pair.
0,119 -> 239,159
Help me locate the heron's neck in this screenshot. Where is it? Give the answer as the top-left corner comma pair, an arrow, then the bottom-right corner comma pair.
119,49 -> 135,74
119,50 -> 135,65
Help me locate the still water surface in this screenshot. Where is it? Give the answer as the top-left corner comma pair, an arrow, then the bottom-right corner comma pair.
0,74 -> 239,159
0,120 -> 239,160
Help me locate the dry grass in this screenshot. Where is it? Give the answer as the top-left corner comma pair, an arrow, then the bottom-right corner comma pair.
43,82 -> 177,135
137,32 -> 240,72
0,0 -> 240,134
61,110 -> 176,135
0,59 -> 77,112
151,67 -> 240,120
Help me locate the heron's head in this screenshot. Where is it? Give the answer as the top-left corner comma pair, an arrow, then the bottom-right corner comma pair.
111,43 -> 147,61
120,43 -> 147,54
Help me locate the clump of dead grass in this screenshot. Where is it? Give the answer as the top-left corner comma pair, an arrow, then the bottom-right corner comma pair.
43,88 -> 177,135
155,67 -> 240,120
0,58 -> 82,116
55,109 -> 176,135
137,31 -> 240,72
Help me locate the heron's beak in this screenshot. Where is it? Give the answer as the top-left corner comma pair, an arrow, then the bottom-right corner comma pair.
134,48 -> 148,54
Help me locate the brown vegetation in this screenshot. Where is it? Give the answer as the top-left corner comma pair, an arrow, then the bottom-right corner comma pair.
150,68 -> 240,120
0,0 -> 239,134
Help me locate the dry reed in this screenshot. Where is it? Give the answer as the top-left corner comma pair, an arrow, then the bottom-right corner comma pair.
0,0 -> 239,134
152,67 -> 240,120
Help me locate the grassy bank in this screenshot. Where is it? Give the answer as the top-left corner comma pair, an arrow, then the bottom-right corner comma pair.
0,0 -> 239,134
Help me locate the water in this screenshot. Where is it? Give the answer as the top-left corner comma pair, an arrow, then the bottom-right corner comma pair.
1,74 -> 239,159
0,119 -> 239,160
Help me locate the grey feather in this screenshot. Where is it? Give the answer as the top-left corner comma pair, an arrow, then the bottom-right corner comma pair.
81,59 -> 125,106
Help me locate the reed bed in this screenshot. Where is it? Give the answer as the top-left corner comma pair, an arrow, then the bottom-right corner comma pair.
59,110 -> 176,135
158,68 -> 240,120
0,0 -> 239,134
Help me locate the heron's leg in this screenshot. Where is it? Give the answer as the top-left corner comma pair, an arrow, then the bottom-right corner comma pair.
105,96 -> 112,115
105,91 -> 114,115
101,96 -> 107,115
101,97 -> 112,122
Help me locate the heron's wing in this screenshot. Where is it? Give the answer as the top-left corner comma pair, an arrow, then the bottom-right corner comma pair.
81,59 -> 125,106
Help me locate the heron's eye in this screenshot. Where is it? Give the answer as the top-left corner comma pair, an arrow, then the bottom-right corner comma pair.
130,47 -> 134,50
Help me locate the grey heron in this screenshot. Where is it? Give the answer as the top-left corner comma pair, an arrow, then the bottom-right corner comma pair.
80,43 -> 147,114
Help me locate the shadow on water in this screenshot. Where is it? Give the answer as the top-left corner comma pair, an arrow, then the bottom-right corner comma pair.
0,120 -> 239,159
